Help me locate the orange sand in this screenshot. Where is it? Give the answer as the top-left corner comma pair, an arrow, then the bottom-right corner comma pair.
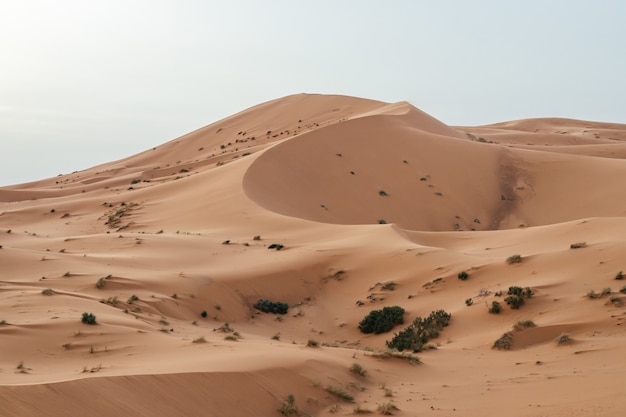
1,93 -> 626,416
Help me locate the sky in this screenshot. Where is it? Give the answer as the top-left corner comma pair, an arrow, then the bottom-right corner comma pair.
1,0 -> 625,186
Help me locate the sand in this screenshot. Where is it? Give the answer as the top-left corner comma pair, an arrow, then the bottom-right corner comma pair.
1,93 -> 626,416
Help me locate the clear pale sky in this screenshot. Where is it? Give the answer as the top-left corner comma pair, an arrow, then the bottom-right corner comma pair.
1,1 -> 624,186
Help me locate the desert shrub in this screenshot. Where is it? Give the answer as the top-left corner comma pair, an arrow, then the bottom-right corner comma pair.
349,363 -> 367,377
615,271 -> 624,280
505,295 -> 525,309
81,312 -> 97,325
358,306 -> 405,334
513,320 -> 536,331
488,301 -> 502,314
380,281 -> 396,291
379,190 -> 388,196
386,309 -> 451,352
378,219 -> 387,224
620,286 -> 626,294
555,333 -> 571,345
457,271 -> 469,280
127,294 -> 139,304
377,402 -> 399,415
201,310 -> 208,318
307,339 -> 319,347
493,332 -> 513,350
506,254 -> 522,264
268,243 -> 284,251
279,394 -> 298,416
570,242 -> 587,249
465,298 -> 473,306
254,299 -> 289,314
41,288 -> 54,296
326,385 -> 354,402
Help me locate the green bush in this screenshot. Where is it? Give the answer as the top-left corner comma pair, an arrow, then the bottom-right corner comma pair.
457,271 -> 469,280
358,306 -> 405,334
81,312 -> 97,325
254,299 -> 289,314
488,301 -> 502,314
506,254 -> 522,264
386,309 -> 451,352
505,295 -> 525,309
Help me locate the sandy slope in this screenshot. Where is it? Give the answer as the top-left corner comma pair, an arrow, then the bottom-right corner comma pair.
1,93 -> 626,416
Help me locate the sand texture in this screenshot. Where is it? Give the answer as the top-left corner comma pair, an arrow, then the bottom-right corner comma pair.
2,93 -> 626,416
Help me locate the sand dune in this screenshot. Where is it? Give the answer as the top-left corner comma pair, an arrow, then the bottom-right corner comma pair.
1,93 -> 626,416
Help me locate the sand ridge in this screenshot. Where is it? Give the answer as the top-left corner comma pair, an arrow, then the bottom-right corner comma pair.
1,93 -> 626,416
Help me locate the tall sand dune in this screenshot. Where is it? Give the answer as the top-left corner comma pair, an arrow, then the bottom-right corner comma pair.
1,93 -> 626,416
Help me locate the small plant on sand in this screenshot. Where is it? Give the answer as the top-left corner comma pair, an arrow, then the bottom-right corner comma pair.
349,363 -> 367,377
41,288 -> 54,296
358,306 -> 405,334
268,243 -> 285,251
278,394 -> 298,416
513,320 -> 536,331
555,333 -> 572,345
254,299 -> 289,314
192,336 -> 206,343
377,402 -> 399,415
465,298 -> 473,306
506,254 -> 522,264
570,242 -> 587,249
379,190 -> 388,196
457,271 -> 469,280
307,339 -> 319,347
81,312 -> 97,325
386,310 -> 451,352
488,301 -> 502,314
127,294 -> 139,304
620,286 -> 626,294
365,349 -> 421,365
201,310 -> 208,318
16,361 -> 29,374
353,404 -> 372,414
271,332 -> 281,340
378,219 -> 387,224
380,281 -> 396,291
493,332 -> 514,350
326,385 -> 354,402
615,271 -> 624,280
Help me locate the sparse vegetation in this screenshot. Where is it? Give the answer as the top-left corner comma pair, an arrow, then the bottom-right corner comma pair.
555,333 -> 572,345
489,301 -> 502,314
504,286 -> 533,309
41,288 -> 54,296
378,190 -> 388,196
493,331 -> 514,350
307,339 -> 319,347
365,349 -> 421,365
377,402 -> 399,415
127,294 -> 139,304
457,271 -> 469,280
272,332 -> 281,341
386,309 -> 451,352
380,281 -> 396,291
465,298 -> 473,306
254,299 -> 289,314
81,312 -> 97,325
192,336 -> 206,343
513,320 -> 536,331
506,254 -> 523,264
326,385 -> 354,402
268,243 -> 285,251
615,271 -> 624,280
279,394 -> 298,416
358,306 -> 405,334
349,363 -> 367,377
201,310 -> 208,318
570,242 -> 587,249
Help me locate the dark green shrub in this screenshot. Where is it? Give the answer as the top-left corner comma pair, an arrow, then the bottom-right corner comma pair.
268,243 -> 284,251
505,295 -> 525,309
386,309 -> 451,352
465,298 -> 473,306
358,306 -> 405,334
489,301 -> 501,314
81,312 -> 96,325
201,310 -> 208,318
615,271 -> 624,280
457,271 -> 469,280
254,299 -> 289,314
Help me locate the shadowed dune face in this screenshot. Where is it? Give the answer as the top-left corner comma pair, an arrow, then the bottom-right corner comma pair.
2,94 -> 626,417
244,103 -> 626,231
